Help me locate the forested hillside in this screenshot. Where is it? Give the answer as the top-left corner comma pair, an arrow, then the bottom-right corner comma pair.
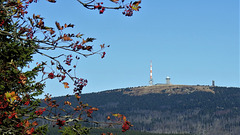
43,85 -> 240,135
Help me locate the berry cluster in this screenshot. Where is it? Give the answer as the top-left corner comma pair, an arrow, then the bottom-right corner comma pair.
64,55 -> 73,66
122,4 -> 133,16
94,2 -> 105,14
0,20 -> 5,27
48,72 -> 55,79
73,78 -> 88,94
35,108 -> 46,116
56,119 -> 66,129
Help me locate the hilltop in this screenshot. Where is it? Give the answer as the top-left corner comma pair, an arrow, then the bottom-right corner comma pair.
105,84 -> 215,95
43,85 -> 240,135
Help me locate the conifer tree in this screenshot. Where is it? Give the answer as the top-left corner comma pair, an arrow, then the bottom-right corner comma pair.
0,0 -> 140,134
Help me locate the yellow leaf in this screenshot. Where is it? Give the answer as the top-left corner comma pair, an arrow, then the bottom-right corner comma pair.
5,91 -> 18,103
132,0 -> 141,11
112,113 -> 122,117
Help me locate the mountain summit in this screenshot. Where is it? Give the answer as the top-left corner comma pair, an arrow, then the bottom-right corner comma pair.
50,85 -> 240,135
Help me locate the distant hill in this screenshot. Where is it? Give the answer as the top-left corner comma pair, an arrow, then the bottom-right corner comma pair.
44,85 -> 240,135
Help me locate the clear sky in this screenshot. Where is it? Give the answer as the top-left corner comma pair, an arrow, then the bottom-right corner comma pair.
26,0 -> 239,97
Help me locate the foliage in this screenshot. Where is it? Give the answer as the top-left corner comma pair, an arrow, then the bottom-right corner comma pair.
47,126 -> 190,135
59,123 -> 90,135
0,0 -> 142,134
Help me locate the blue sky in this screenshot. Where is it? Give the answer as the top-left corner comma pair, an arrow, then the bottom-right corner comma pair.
27,0 -> 239,97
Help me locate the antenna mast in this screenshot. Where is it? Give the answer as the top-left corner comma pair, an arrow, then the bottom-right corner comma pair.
149,61 -> 153,86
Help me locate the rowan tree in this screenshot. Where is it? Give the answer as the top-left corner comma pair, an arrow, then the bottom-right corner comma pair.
0,0 -> 140,134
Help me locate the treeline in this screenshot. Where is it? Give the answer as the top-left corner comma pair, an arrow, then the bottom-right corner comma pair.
47,126 -> 190,135
44,86 -> 240,135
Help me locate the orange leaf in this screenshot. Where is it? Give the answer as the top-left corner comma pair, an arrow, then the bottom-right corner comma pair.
100,44 -> 105,49
25,120 -> 30,128
36,15 -> 40,18
110,0 -> 119,3
82,39 -> 86,44
75,93 -> 81,101
107,116 -> 111,120
64,23 -> 67,28
55,22 -> 63,30
64,101 -> 71,106
26,128 -> 34,135
123,116 -> 127,122
63,82 -> 69,88
32,121 -> 38,126
50,29 -> 55,35
91,107 -> 98,111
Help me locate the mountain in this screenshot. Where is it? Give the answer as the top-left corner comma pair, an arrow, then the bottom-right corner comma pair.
46,85 -> 240,135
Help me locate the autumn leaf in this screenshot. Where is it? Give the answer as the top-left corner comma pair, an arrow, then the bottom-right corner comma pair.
62,34 -> 72,41
64,101 -> 71,106
19,74 -> 27,85
82,39 -> 86,45
8,112 -> 17,119
110,0 -> 119,3
122,121 -> 130,132
47,0 -> 56,3
86,37 -> 96,42
26,128 -> 35,135
55,21 -> 63,30
67,24 -> 74,28
85,46 -> 92,51
123,115 -> 127,122
87,108 -> 98,118
132,0 -> 141,11
91,107 -> 99,111
50,29 -> 55,35
5,91 -> 18,103
112,113 -> 122,118
25,120 -> 30,128
63,82 -> 69,88
75,93 -> 81,101
76,33 -> 83,38
100,44 -> 105,49
33,14 -> 39,19
32,121 -> 38,126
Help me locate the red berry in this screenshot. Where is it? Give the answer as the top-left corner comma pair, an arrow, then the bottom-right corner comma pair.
99,10 -> 104,14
